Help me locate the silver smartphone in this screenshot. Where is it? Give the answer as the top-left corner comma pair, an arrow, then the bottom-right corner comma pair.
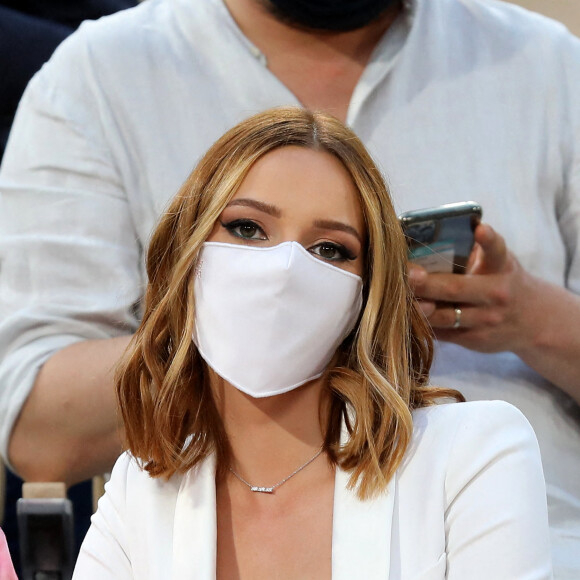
398,201 -> 482,274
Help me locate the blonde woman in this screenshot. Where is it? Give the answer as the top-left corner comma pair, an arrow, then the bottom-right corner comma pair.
73,108 -> 551,579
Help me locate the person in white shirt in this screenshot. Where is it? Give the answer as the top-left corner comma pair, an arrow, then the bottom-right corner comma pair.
73,106 -> 552,579
0,0 -> 578,576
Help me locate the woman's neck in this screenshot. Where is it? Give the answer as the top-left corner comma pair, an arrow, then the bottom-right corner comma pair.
211,370 -> 329,485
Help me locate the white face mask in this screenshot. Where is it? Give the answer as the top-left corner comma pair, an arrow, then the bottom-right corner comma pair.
193,241 -> 363,398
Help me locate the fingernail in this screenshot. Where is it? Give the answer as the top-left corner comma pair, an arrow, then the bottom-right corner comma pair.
418,301 -> 436,317
408,266 -> 427,283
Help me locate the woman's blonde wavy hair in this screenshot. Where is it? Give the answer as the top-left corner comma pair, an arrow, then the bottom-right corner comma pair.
117,106 -> 463,500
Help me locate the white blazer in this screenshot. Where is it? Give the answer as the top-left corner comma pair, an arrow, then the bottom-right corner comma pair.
73,401 -> 553,579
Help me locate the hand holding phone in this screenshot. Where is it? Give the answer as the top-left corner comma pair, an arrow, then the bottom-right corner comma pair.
399,201 -> 482,274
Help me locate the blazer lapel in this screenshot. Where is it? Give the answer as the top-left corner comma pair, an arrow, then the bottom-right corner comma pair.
168,447 -> 396,579
332,464 -> 396,580
172,454 -> 217,580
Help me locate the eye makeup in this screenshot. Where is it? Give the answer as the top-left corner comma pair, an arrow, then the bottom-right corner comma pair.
220,218 -> 268,241
218,209 -> 360,265
310,241 -> 357,262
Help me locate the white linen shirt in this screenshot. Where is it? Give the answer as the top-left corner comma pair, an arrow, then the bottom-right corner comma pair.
0,0 -> 579,576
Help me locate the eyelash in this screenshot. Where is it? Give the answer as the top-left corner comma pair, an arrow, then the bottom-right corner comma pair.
220,219 -> 357,262
221,219 -> 268,241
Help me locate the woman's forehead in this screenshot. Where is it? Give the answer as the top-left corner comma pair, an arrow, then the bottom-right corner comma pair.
231,146 -> 365,231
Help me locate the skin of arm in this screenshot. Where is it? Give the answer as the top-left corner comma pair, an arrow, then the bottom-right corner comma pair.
409,223 -> 580,405
8,335 -> 131,486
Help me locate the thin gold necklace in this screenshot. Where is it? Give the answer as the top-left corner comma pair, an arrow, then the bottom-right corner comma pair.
229,447 -> 324,494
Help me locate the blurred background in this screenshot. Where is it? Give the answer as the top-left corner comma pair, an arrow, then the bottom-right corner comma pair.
507,0 -> 579,36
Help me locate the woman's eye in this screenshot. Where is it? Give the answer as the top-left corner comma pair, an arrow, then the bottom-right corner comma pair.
221,219 -> 267,241
310,242 -> 355,262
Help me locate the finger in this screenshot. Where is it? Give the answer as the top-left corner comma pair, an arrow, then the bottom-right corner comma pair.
411,271 -> 500,306
471,223 -> 507,274
417,299 -> 436,317
434,327 -> 474,347
466,239 -> 483,272
407,264 -> 427,292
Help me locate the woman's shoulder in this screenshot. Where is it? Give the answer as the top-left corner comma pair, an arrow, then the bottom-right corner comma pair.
404,400 -> 540,477
412,399 -> 533,438
399,403 -> 551,578
413,401 -> 527,428
103,452 -> 187,509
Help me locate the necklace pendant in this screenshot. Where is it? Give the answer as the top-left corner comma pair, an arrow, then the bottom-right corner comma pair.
250,486 -> 274,493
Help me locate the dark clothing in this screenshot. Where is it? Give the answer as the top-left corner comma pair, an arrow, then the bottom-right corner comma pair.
0,0 -> 137,27
0,5 -> 71,156
0,0 -> 138,157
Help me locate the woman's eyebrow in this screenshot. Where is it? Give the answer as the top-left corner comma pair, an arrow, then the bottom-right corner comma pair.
226,198 -> 282,217
313,219 -> 363,244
